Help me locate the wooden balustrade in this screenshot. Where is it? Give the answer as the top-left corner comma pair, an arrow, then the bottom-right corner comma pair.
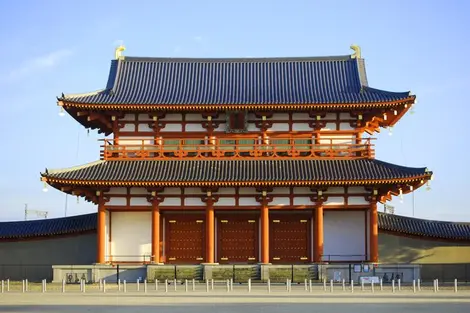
100,136 -> 375,160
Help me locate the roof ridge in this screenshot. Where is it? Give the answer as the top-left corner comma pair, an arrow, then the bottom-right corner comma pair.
120,55 -> 354,63
42,160 -> 105,175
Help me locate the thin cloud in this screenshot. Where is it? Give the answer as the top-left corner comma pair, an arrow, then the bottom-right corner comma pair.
5,49 -> 73,81
193,36 -> 203,42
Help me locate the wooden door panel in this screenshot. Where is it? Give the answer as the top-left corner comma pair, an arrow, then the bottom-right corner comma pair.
270,216 -> 310,263
165,215 -> 205,264
217,215 -> 258,263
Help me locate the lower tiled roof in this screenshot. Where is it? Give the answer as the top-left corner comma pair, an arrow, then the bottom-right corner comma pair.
0,212 -> 468,241
41,159 -> 430,185
0,213 -> 96,240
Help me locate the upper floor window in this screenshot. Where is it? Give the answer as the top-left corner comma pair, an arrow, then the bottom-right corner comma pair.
226,111 -> 247,133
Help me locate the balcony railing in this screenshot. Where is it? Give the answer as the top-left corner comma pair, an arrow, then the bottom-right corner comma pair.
100,136 -> 375,160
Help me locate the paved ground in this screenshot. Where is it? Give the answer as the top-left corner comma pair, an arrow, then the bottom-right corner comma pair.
1,290 -> 469,313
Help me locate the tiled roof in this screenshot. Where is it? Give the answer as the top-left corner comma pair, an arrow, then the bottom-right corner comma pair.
378,213 -> 470,241
1,212 -> 468,241
59,55 -> 412,106
0,213 -> 96,240
41,159 -> 430,185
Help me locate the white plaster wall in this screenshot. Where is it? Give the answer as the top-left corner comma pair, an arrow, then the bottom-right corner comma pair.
184,197 -> 205,206
325,187 -> 345,194
269,123 -> 289,131
214,198 -> 236,206
217,188 -> 236,195
292,123 -> 311,131
292,113 -> 309,119
339,122 -> 354,131
348,187 -> 366,193
321,122 -> 337,131
293,197 -> 312,205
348,197 -> 369,205
293,187 -> 312,194
184,187 -> 203,195
185,114 -> 202,121
160,198 -> 181,206
164,114 -> 183,121
161,124 -> 182,132
271,113 -> 289,120
119,137 -> 153,145
323,197 -> 345,206
130,197 -> 151,206
239,187 -> 256,195
137,124 -> 153,132
111,212 -> 152,262
129,188 -> 146,195
270,197 -> 290,205
239,198 -> 259,206
214,123 -> 226,131
107,197 -> 126,206
323,211 -> 366,261
120,124 -> 135,132
108,187 -> 127,195
162,188 -> 182,195
186,124 -> 206,132
120,114 -> 136,121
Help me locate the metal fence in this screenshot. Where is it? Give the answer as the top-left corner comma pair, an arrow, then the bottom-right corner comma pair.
1,263 -> 469,284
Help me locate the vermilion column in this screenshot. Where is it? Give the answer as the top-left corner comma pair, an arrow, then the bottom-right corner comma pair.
261,198 -> 269,264
97,199 -> 106,264
151,200 -> 161,264
313,204 -> 324,263
370,202 -> 379,262
206,197 -> 215,263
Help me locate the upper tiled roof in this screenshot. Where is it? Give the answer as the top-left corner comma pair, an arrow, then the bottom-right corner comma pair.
1,212 -> 468,241
59,54 -> 412,106
41,159 -> 430,185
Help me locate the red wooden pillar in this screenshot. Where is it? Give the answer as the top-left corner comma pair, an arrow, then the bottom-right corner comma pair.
151,199 -> 161,264
370,201 -> 379,262
261,199 -> 269,264
313,204 -> 324,263
204,191 -> 216,264
97,196 -> 106,264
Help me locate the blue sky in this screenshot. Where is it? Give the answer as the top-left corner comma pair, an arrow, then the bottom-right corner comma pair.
0,0 -> 469,222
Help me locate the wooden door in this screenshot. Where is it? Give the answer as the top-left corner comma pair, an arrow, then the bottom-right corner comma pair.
217,214 -> 258,263
164,214 -> 205,264
270,215 -> 311,263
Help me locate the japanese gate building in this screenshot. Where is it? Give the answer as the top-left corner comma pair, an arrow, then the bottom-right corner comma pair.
41,45 -> 433,265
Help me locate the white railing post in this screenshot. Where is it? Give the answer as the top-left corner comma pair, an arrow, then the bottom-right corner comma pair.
304,279 -> 308,291
417,279 -> 421,291
174,278 -> 177,291
454,278 -> 458,293
413,279 -> 416,293
137,279 -> 140,291
398,279 -> 401,291
248,278 -> 252,292
62,279 -> 65,293
7,279 -> 9,292
185,279 -> 188,292
102,280 -> 105,293
211,279 -> 214,290
267,279 -> 271,293
144,279 -> 147,293
206,279 -> 209,292
309,279 -> 313,293
118,279 -> 121,292
342,279 -> 345,291
371,281 -> 374,293
323,278 -> 327,291
361,279 -> 364,291
155,279 -> 158,291
330,280 -> 334,293
124,280 -> 127,293
351,280 -> 354,293
226,279 -> 230,292
192,278 -> 196,291
165,279 -> 168,293
380,278 -> 383,291
392,280 -> 395,293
